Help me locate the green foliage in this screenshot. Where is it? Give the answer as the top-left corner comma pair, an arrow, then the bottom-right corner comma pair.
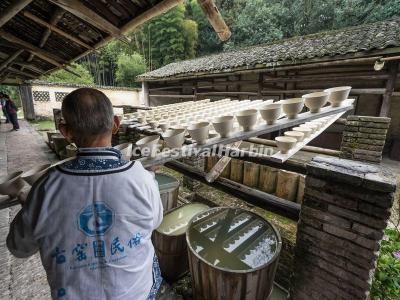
115,53 -> 147,88
0,86 -> 21,107
44,63 -> 94,85
371,229 -> 400,300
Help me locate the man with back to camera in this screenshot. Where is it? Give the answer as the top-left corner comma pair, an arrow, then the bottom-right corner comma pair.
7,88 -> 164,299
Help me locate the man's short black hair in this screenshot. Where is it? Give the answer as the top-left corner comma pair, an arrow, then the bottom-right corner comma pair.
61,88 -> 114,144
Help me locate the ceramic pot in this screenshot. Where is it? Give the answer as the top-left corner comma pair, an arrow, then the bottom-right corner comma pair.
324,86 -> 352,107
137,116 -> 146,123
0,171 -> 24,197
235,109 -> 258,131
21,163 -> 51,186
292,127 -> 312,138
212,116 -> 234,138
136,136 -> 160,159
114,142 -> 133,160
280,98 -> 304,119
259,103 -> 282,125
284,131 -> 305,142
159,122 -> 170,132
163,129 -> 186,149
187,122 -> 210,145
302,92 -> 329,113
275,136 -> 297,154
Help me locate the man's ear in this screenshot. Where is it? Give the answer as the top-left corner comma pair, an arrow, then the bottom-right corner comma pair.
112,115 -> 120,135
59,124 -> 74,143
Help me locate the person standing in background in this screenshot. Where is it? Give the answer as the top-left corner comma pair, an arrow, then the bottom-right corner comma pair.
3,93 -> 19,130
0,92 -> 10,124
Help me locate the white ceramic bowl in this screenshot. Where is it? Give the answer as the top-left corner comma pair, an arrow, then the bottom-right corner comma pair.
259,103 -> 282,125
236,109 -> 258,131
187,122 -> 210,145
0,171 -> 25,197
324,86 -> 351,107
275,136 -> 297,154
114,142 -> 133,160
293,127 -> 312,138
280,98 -> 304,119
162,129 -> 186,149
136,135 -> 160,158
302,92 -> 329,113
212,116 -> 234,138
159,122 -> 170,132
284,131 -> 305,142
21,163 -> 51,186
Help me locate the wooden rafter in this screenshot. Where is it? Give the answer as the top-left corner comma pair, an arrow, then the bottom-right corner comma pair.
22,11 -> 93,50
198,0 -> 231,41
49,0 -> 122,38
0,0 -> 34,28
0,49 -> 24,71
0,29 -> 66,67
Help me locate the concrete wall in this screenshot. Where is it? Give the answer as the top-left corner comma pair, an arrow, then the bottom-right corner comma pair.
31,84 -> 141,118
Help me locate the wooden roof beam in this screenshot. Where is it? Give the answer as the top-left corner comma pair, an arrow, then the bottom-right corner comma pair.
49,0 -> 123,38
198,0 -> 231,41
0,49 -> 24,71
22,11 -> 93,50
0,29 -> 66,67
0,0 -> 34,28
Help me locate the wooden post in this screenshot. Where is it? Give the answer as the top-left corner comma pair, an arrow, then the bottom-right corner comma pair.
230,159 -> 244,183
220,157 -> 231,178
0,0 -> 33,27
142,81 -> 149,106
198,0 -> 231,41
380,61 -> 399,117
276,170 -> 299,202
243,161 -> 260,188
258,166 -> 278,194
19,84 -> 35,120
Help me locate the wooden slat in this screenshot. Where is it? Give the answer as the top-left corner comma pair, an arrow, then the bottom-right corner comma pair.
0,49 -> 24,71
138,99 -> 355,168
22,11 -> 93,50
269,111 -> 347,163
0,0 -> 33,28
149,94 -> 195,99
49,0 -> 122,37
0,29 -> 65,67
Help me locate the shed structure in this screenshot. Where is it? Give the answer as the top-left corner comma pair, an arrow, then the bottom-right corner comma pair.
138,19 -> 400,152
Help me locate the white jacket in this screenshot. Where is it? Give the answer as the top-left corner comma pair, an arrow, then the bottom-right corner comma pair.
7,147 -> 163,300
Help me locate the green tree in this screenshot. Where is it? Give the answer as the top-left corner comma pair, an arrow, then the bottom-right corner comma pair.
115,53 -> 147,88
0,86 -> 21,107
44,63 -> 94,85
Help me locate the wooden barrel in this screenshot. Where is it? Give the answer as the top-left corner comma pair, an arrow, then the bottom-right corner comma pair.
207,155 -> 219,172
187,207 -> 282,300
296,175 -> 306,204
220,157 -> 231,178
258,166 -> 278,194
243,161 -> 260,188
152,203 -> 209,283
276,170 -> 299,201
230,159 -> 244,183
155,173 -> 180,212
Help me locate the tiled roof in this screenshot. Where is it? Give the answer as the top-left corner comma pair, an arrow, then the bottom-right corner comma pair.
139,19 -> 400,80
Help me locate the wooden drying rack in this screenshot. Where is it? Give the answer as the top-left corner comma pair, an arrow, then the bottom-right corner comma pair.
129,99 -> 355,167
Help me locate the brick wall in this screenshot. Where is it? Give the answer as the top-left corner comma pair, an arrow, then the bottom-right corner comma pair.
292,156 -> 396,300
340,116 -> 390,163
